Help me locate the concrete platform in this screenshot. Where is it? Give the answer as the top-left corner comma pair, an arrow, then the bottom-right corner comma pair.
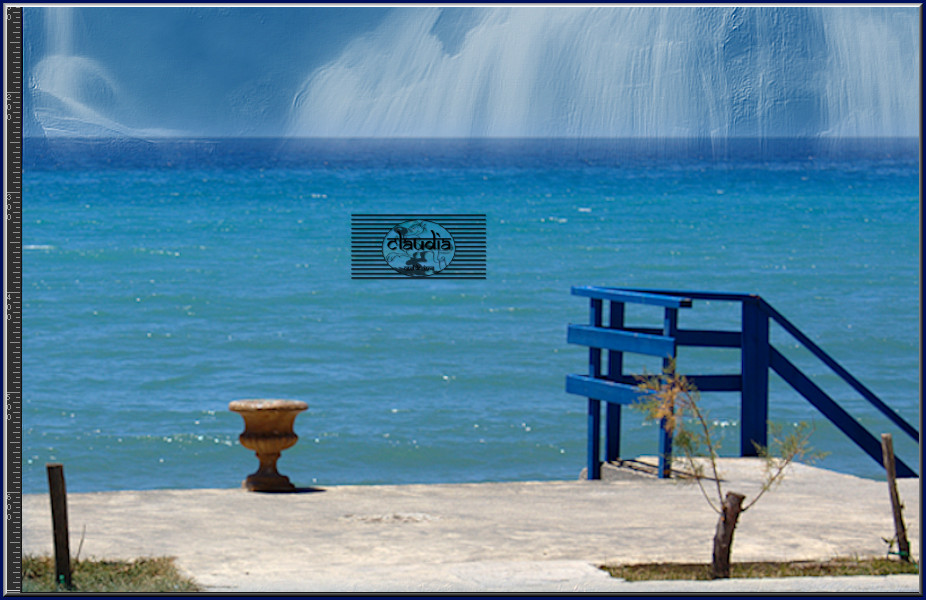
22,459 -> 921,592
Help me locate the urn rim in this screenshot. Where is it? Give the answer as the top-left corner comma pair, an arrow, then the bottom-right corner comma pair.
229,399 -> 308,412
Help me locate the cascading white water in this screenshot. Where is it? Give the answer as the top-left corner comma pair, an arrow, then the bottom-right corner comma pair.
820,8 -> 920,137
45,5 -> 72,55
29,7 -> 918,139
31,7 -> 178,138
289,7 -> 919,138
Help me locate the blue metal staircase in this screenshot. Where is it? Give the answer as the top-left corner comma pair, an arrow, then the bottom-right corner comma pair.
566,286 -> 918,479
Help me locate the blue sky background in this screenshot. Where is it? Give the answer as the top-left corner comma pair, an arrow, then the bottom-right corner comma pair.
23,6 -> 920,139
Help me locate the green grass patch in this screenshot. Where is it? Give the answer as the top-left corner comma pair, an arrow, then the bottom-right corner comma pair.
601,557 -> 919,581
22,555 -> 202,593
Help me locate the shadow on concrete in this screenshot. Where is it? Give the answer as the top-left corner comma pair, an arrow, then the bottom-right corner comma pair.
251,486 -> 326,494
580,458 -> 727,482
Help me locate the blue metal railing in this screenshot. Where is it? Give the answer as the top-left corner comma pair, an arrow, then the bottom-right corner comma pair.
566,286 -> 918,480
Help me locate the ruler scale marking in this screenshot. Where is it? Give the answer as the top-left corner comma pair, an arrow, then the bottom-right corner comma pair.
5,6 -> 24,593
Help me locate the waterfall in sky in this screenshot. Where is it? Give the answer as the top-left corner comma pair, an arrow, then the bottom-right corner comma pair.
31,7 -> 178,139
27,7 -> 918,140
46,5 -> 72,55
289,7 -> 919,138
820,9 -> 920,137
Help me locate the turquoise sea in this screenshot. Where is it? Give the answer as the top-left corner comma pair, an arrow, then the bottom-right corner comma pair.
21,138 -> 920,493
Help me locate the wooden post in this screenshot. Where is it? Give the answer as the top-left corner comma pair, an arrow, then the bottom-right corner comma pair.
46,463 -> 72,588
880,434 -> 911,561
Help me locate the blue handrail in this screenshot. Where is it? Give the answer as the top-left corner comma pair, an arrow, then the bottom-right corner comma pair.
768,347 -> 916,478
759,298 -> 918,442
571,286 -> 693,308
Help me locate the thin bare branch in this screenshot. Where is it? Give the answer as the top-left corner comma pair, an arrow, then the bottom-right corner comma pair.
680,441 -> 721,513
635,363 -> 818,517
743,457 -> 790,511
687,390 -> 724,506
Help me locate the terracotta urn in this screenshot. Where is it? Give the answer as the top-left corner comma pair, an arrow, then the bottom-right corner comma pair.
229,399 -> 308,491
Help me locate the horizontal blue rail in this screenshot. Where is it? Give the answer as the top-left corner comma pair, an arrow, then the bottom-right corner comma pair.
566,374 -> 653,405
568,372 -> 742,393
685,374 -> 743,392
571,286 -> 692,308
615,288 -> 757,303
625,327 -> 741,348
568,325 -> 675,357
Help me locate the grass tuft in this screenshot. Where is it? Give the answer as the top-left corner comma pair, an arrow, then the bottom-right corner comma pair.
22,555 -> 202,593
601,557 -> 919,581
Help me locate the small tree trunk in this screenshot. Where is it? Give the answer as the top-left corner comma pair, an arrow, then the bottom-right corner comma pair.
711,491 -> 746,579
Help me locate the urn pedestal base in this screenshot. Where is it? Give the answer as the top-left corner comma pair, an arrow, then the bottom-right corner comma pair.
229,399 -> 308,492
243,471 -> 295,492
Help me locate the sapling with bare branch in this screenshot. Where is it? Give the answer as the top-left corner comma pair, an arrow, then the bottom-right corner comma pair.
636,361 -> 823,579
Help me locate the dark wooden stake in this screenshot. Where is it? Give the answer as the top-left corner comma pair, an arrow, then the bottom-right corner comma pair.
46,463 -> 72,588
880,434 -> 910,562
711,491 -> 746,579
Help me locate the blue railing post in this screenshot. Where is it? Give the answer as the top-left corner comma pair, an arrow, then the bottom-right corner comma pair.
587,298 -> 603,480
741,296 -> 770,456
605,301 -> 625,463
659,307 -> 679,478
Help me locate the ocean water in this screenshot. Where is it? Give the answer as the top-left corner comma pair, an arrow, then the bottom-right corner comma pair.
20,138 -> 920,494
